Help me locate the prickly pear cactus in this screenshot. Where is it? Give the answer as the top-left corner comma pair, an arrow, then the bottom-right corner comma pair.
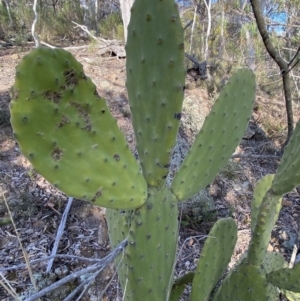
271,120 -> 300,195
210,120 -> 300,301
10,47 -> 147,210
10,0 -> 258,301
191,218 -> 237,301
267,264 -> 300,293
171,69 -> 256,201
126,0 -> 186,187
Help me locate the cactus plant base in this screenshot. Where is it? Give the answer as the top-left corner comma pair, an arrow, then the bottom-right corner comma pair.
107,186 -> 179,301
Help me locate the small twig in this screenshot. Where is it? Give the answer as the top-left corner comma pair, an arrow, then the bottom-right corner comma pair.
183,20 -> 193,31
23,239 -> 128,301
0,274 -> 21,301
288,46 -> 300,67
3,194 -> 38,293
72,21 -> 99,42
285,58 -> 300,76
231,154 -> 281,160
46,197 -> 73,272
63,271 -> 94,301
31,0 -> 39,47
90,257 -> 122,301
0,254 -> 108,272
40,41 -> 56,49
289,244 -> 298,268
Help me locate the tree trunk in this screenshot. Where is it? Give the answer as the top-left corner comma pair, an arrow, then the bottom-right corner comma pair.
250,0 -> 294,146
119,0 -> 135,42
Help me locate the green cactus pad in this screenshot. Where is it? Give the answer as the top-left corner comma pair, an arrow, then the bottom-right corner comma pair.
251,174 -> 278,233
267,264 -> 300,293
212,260 -> 274,301
10,47 -> 147,210
264,252 -> 287,274
169,284 -> 186,301
248,190 -> 282,265
272,120 -> 300,195
126,0 -> 185,187
171,69 -> 256,201
118,187 -> 179,301
169,272 -> 194,301
191,218 -> 237,301
106,208 -> 132,288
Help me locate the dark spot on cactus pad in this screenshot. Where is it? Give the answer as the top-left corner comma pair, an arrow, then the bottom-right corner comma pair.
93,90 -> 100,98
113,154 -> 120,161
174,112 -> 182,120
158,38 -> 163,45
146,14 -> 151,21
22,116 -> 28,123
171,14 -> 177,22
163,164 -> 170,169
146,234 -> 151,240
91,188 -> 102,202
29,153 -> 34,158
43,91 -> 62,104
51,147 -> 64,161
70,101 -> 92,132
64,70 -> 78,87
101,109 -> 105,114
56,115 -> 70,129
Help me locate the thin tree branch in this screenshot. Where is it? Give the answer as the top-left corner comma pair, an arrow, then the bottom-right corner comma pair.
231,154 -> 281,160
288,46 -> 300,67
0,254 -> 109,272
46,197 -> 73,272
31,0 -> 39,47
23,239 -> 128,301
183,20 -> 193,31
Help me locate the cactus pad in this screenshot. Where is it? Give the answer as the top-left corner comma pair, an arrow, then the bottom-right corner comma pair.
191,218 -> 237,301
116,187 -> 179,301
267,264 -> 300,293
272,120 -> 300,195
126,0 -> 185,187
10,47 -> 147,210
248,190 -> 282,265
212,260 -> 274,301
264,252 -> 286,274
251,174 -> 277,233
171,69 -> 256,201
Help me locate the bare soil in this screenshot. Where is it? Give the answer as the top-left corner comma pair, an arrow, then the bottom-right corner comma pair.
0,43 -> 299,300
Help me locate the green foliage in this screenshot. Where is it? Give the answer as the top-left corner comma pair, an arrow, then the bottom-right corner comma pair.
98,13 -> 124,40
